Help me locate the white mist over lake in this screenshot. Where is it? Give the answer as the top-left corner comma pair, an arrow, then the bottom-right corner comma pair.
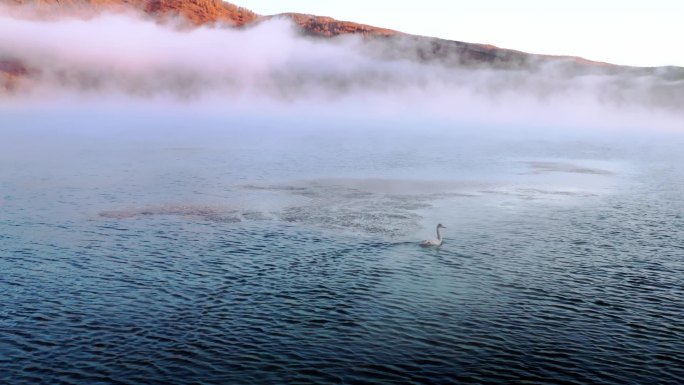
1,98 -> 680,238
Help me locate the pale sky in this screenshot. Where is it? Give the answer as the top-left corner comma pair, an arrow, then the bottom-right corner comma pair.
235,0 -> 683,67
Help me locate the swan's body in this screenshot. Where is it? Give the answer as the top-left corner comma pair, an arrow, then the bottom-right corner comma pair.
421,224 -> 446,247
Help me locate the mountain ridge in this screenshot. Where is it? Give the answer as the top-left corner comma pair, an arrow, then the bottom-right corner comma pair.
1,0 -> 682,92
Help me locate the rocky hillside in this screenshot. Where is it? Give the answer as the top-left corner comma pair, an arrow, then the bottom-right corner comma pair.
0,0 -> 399,88
1,0 -> 682,92
4,0 -> 259,25
1,0 -> 394,34
272,13 -> 395,37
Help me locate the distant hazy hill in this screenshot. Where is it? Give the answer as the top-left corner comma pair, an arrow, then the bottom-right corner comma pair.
1,0 -> 683,95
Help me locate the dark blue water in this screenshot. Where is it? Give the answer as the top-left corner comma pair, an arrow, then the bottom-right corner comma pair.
2,113 -> 684,384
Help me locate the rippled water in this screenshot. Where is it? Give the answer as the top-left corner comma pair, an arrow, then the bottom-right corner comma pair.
2,114 -> 684,384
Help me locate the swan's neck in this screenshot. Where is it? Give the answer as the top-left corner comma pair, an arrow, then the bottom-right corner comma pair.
436,226 -> 442,240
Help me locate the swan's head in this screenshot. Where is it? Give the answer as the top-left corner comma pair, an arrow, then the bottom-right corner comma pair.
437,224 -> 446,229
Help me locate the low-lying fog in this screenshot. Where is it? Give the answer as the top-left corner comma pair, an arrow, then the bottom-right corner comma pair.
1,10 -> 683,127
1,10 -> 683,238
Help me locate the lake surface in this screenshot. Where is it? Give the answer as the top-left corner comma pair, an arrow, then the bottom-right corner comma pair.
2,111 -> 684,384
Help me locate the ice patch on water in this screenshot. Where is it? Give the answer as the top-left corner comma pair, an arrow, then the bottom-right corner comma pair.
99,171 -> 615,237
243,180 -> 436,237
521,161 -> 615,176
99,204 -> 242,222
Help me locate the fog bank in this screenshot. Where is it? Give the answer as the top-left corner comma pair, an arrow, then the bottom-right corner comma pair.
1,10 -> 683,131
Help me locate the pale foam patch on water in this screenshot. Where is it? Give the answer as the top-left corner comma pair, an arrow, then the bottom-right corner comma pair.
94,156 -> 623,241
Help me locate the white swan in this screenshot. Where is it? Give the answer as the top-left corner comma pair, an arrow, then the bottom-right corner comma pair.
421,224 -> 446,247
